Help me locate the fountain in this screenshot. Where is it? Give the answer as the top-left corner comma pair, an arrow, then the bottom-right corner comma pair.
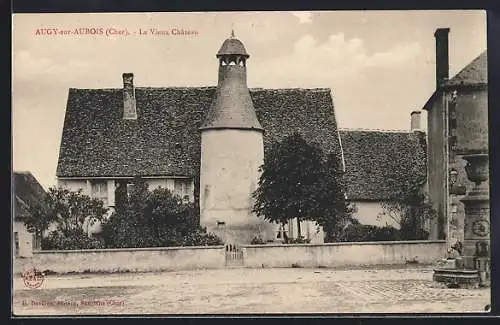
433,88 -> 490,288
433,153 -> 490,288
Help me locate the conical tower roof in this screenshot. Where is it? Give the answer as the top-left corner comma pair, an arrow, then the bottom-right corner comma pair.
201,33 -> 262,131
216,31 -> 250,58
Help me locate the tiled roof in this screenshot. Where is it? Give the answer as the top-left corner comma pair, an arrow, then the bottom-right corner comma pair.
56,87 -> 342,178
339,130 -> 427,201
424,51 -> 488,111
13,172 -> 47,220
444,51 -> 487,87
57,86 -> 426,201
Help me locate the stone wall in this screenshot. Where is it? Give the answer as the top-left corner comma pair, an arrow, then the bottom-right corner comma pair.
14,246 -> 225,275
14,241 -> 446,275
244,240 -> 447,268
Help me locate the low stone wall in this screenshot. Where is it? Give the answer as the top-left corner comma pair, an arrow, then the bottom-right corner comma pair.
14,241 -> 446,275
14,246 -> 225,275
243,240 -> 447,268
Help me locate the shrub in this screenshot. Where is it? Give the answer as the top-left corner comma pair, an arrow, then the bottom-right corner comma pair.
42,228 -> 105,250
337,224 -> 401,242
101,180 -> 216,248
287,236 -> 311,244
250,236 -> 266,245
182,229 -> 224,246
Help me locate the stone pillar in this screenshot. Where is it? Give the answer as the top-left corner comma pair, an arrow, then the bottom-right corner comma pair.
107,180 -> 115,207
460,153 -> 490,286
86,180 -> 92,196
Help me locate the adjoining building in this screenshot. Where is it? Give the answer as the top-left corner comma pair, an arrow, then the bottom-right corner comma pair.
13,171 -> 47,257
423,28 -> 488,243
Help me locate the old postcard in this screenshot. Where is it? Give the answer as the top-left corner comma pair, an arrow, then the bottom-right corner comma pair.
12,10 -> 490,315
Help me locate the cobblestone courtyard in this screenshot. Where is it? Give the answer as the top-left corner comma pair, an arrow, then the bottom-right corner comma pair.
13,267 -> 490,315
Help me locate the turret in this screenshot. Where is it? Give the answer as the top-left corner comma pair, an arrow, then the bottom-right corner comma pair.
199,32 -> 273,244
200,31 -> 263,131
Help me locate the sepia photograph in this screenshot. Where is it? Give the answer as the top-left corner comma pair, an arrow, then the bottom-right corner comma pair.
12,10 -> 490,315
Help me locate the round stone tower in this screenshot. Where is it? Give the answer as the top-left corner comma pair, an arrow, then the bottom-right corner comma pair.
199,32 -> 274,244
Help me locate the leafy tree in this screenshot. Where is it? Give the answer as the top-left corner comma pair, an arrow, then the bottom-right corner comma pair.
313,153 -> 357,242
23,187 -> 107,240
21,187 -> 107,250
252,132 -> 353,240
102,177 -> 221,248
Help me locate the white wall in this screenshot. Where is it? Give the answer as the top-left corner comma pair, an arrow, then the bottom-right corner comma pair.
13,220 -> 33,257
284,218 -> 324,244
147,179 -> 168,191
200,129 -> 275,244
352,201 -> 400,229
58,179 -> 88,194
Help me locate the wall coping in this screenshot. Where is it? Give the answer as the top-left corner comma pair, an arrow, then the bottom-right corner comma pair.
32,240 -> 446,254
242,240 -> 446,249
33,245 -> 225,254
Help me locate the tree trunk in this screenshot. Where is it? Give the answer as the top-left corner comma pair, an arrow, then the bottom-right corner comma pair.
296,218 -> 302,238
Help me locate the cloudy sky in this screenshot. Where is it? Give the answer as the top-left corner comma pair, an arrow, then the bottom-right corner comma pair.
12,10 -> 487,189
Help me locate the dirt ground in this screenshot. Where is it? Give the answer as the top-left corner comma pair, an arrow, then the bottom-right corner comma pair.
12,267 -> 491,315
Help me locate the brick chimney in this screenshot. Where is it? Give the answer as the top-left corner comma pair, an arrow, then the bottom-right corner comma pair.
122,73 -> 137,120
434,28 -> 450,89
411,111 -> 422,131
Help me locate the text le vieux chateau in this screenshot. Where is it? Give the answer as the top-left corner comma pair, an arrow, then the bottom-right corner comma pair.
34,27 -> 199,36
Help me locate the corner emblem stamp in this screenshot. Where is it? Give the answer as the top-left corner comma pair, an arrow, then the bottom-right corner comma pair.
22,267 -> 45,289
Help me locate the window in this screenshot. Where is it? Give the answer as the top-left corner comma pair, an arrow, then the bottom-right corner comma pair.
174,179 -> 192,201
91,181 -> 108,206
14,232 -> 19,256
92,181 -> 107,194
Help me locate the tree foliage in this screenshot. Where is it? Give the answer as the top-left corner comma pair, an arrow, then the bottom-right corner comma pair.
102,177 -> 223,248
21,187 -> 108,250
23,187 -> 107,235
252,132 -> 354,240
42,228 -> 105,250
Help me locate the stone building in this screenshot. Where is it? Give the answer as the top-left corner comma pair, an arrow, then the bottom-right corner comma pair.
13,171 -> 46,257
56,33 -> 427,244
423,28 -> 488,243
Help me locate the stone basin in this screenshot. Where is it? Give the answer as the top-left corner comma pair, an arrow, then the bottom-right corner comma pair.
433,267 -> 480,288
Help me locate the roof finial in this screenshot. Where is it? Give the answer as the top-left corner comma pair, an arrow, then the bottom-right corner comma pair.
231,24 -> 235,38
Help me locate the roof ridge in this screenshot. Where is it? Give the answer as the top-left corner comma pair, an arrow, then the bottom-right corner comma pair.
250,87 -> 331,91
69,86 -> 332,92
